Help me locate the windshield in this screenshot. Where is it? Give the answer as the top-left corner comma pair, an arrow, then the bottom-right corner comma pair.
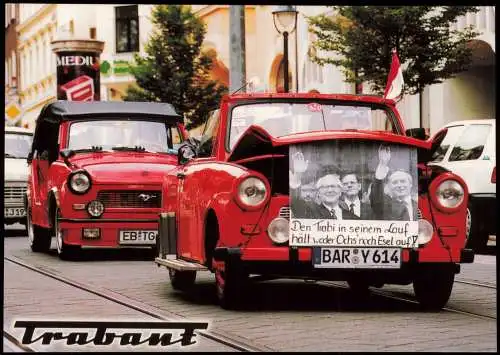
67,120 -> 180,153
228,102 -> 397,150
5,133 -> 33,159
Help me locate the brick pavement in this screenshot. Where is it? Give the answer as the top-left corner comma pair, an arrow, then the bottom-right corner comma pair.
3,236 -> 497,352
3,260 -> 236,352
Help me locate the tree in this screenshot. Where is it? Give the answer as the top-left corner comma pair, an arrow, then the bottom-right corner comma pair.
124,5 -> 228,130
307,6 -> 480,96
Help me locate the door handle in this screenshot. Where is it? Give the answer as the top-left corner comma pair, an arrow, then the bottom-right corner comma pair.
176,172 -> 186,179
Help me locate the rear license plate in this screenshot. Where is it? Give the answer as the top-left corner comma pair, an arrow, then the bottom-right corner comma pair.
313,248 -> 401,269
4,207 -> 26,217
119,230 -> 158,245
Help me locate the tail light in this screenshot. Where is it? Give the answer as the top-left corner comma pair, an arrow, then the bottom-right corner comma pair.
491,167 -> 496,183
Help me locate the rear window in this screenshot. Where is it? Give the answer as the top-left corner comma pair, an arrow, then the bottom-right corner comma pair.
448,124 -> 492,161
431,125 -> 464,162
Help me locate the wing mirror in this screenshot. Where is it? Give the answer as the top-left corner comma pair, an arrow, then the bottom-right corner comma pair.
60,149 -> 75,167
177,144 -> 197,165
405,128 -> 427,140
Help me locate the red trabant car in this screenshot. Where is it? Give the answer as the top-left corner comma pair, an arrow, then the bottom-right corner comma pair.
26,101 -> 186,260
155,93 -> 474,310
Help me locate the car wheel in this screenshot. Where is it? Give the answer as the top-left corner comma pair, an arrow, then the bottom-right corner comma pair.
168,268 -> 196,291
27,206 -> 51,253
54,208 -> 80,261
215,262 -> 248,310
413,264 -> 455,311
465,204 -> 488,252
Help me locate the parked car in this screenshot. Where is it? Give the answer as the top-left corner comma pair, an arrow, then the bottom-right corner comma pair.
26,101 -> 186,260
428,119 -> 496,251
154,93 -> 474,311
4,126 -> 33,226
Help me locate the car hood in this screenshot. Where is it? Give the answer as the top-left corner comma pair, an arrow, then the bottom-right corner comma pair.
68,152 -> 177,184
228,125 -> 433,163
4,158 -> 29,181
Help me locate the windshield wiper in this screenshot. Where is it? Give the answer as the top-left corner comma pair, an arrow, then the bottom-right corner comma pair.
111,145 -> 148,152
73,146 -> 105,153
5,153 -> 21,158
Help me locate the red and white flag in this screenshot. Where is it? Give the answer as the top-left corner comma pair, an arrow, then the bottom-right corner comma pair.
383,49 -> 404,100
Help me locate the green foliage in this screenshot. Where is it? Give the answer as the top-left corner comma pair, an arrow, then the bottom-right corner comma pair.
308,6 -> 480,95
124,5 -> 228,129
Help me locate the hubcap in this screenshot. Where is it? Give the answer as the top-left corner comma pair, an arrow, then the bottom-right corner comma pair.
465,208 -> 472,240
215,270 -> 225,299
27,207 -> 34,246
55,209 -> 63,254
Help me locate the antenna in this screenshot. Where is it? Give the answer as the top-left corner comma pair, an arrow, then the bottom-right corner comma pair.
231,76 -> 261,95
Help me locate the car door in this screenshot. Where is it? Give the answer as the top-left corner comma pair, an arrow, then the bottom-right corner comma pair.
177,110 -> 220,262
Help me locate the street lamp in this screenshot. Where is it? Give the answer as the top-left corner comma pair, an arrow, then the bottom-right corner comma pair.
272,5 -> 298,93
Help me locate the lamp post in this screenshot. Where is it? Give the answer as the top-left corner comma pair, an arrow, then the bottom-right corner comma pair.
272,5 -> 298,93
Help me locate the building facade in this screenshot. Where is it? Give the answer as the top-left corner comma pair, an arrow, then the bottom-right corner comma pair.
5,3 -> 22,127
11,4 -> 495,134
192,5 -> 496,134
16,4 -> 102,128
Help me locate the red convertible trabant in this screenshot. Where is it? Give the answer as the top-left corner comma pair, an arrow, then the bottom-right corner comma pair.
26,101 -> 186,260
155,92 -> 474,310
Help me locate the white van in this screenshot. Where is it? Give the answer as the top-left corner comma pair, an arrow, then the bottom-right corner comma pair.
4,126 -> 33,226
429,119 -> 496,251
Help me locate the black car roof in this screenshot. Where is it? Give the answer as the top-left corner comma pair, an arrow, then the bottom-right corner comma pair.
38,100 -> 182,123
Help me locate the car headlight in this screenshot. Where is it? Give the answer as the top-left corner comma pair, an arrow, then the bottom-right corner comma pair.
436,179 -> 464,209
267,217 -> 289,244
236,176 -> 268,209
87,200 -> 105,217
68,171 -> 91,194
417,219 -> 434,246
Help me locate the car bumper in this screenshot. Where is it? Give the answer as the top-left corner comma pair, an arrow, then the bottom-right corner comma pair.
469,193 -> 496,234
59,218 -> 158,248
212,247 -> 473,282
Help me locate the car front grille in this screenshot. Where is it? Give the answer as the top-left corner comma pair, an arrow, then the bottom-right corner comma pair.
97,190 -> 162,208
279,206 -> 291,219
4,183 -> 27,204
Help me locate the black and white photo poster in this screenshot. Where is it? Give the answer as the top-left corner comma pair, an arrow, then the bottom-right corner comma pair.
289,141 -> 419,248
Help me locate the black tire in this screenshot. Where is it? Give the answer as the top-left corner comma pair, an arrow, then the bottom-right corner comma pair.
413,264 -> 455,311
465,205 -> 488,252
54,208 -> 80,261
27,206 -> 51,253
169,269 -> 196,291
215,262 -> 248,310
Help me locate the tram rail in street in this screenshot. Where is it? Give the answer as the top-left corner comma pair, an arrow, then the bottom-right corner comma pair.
3,331 -> 35,352
455,279 -> 496,289
4,255 -> 272,353
319,281 -> 496,321
4,253 -> 496,352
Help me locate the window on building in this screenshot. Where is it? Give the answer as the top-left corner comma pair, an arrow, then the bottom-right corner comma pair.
115,5 -> 139,53
90,27 -> 96,39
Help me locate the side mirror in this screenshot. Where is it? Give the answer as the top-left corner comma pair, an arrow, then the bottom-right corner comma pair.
406,128 -> 427,140
177,144 -> 196,165
60,149 -> 75,167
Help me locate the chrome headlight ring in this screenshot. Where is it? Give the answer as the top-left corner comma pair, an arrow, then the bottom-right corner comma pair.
68,170 -> 91,195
